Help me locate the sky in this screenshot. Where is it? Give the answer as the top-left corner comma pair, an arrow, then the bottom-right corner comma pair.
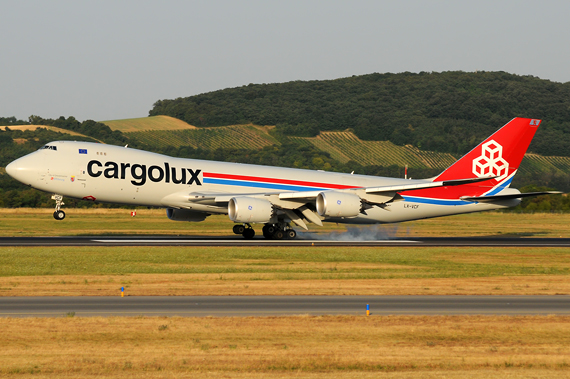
1,0 -> 569,122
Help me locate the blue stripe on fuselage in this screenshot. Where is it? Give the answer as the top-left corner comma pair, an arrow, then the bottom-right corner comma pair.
203,178 -> 327,192
402,196 -> 472,206
485,176 -> 514,196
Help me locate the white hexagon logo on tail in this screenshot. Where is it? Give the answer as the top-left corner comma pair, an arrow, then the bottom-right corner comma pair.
472,140 -> 509,181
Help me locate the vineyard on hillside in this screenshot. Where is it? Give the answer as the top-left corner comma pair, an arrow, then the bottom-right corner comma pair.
519,154 -> 570,176
127,124 -> 279,149
99,117 -> 570,190
290,131 -> 457,169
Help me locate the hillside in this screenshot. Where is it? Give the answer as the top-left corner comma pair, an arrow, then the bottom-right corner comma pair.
149,71 -> 570,157
126,124 -> 279,149
101,119 -> 570,190
290,131 -> 457,169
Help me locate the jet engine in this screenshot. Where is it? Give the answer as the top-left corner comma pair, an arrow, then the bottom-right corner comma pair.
166,208 -> 210,222
316,191 -> 361,218
228,197 -> 273,223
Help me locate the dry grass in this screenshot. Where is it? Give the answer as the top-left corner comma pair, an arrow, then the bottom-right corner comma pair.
1,315 -> 569,378
100,116 -> 196,132
0,125 -> 98,140
1,274 -> 570,297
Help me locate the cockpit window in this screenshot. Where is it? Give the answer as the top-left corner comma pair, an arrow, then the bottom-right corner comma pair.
39,145 -> 57,151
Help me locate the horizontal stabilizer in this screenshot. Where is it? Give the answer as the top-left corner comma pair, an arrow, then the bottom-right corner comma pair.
460,191 -> 562,202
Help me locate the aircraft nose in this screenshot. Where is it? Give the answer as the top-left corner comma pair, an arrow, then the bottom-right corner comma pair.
5,154 -> 38,185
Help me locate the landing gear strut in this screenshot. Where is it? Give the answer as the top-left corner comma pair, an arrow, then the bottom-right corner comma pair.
52,194 -> 65,221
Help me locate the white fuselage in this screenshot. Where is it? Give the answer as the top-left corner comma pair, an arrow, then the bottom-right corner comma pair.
7,141 -> 516,224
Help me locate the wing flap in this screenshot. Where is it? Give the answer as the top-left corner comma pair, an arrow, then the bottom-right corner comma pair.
460,191 -> 562,202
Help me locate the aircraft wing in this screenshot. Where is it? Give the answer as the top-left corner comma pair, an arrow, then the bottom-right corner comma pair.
163,176 -> 496,208
161,176 -> 499,230
278,176 -> 496,200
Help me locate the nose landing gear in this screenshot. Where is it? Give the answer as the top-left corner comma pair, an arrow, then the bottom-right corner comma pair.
51,194 -> 65,220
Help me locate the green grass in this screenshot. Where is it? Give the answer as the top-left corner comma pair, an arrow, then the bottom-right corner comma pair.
0,209 -> 345,237
1,245 -> 569,279
1,209 -> 570,238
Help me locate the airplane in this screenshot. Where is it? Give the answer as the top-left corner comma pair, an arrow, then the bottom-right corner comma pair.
5,117 -> 560,239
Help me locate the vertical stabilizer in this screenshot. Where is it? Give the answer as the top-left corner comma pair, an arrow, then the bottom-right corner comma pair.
435,117 -> 541,186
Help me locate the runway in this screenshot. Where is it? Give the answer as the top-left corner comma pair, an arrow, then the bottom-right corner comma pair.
1,296 -> 568,317
1,236 -> 570,247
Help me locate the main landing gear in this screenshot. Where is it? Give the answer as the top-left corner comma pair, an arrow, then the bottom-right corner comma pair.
52,194 -> 65,220
262,224 -> 296,239
233,224 -> 255,239
232,223 -> 297,239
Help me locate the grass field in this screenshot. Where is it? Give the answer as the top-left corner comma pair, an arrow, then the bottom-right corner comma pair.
1,208 -> 569,238
1,245 -> 569,296
1,315 -> 569,378
0,209 -> 570,296
2,209 -> 569,378
100,115 -> 196,133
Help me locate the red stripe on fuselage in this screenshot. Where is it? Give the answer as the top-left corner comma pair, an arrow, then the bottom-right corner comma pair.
203,172 -> 361,190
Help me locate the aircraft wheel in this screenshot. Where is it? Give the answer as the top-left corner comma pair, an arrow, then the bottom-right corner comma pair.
273,230 -> 284,240
262,225 -> 272,239
233,224 -> 245,234
53,210 -> 66,220
286,229 -> 297,239
243,228 -> 255,239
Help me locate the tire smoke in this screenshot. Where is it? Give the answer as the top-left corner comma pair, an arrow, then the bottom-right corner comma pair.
297,224 -> 407,241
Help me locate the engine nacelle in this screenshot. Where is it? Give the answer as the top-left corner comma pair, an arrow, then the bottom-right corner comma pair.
316,191 -> 361,218
166,208 -> 210,222
228,197 -> 273,223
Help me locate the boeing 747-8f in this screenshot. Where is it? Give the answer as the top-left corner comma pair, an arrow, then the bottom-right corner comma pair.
5,117 -> 559,239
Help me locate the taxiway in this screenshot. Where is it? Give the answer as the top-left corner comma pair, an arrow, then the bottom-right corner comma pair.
1,295 -> 569,317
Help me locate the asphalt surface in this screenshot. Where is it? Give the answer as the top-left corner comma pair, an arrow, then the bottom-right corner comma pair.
1,236 -> 570,247
1,296 -> 569,317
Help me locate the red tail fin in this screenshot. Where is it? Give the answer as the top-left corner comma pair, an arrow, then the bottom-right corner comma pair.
435,117 -> 541,183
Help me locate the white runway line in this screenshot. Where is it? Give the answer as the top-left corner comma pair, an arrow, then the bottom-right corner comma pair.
91,239 -> 420,244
